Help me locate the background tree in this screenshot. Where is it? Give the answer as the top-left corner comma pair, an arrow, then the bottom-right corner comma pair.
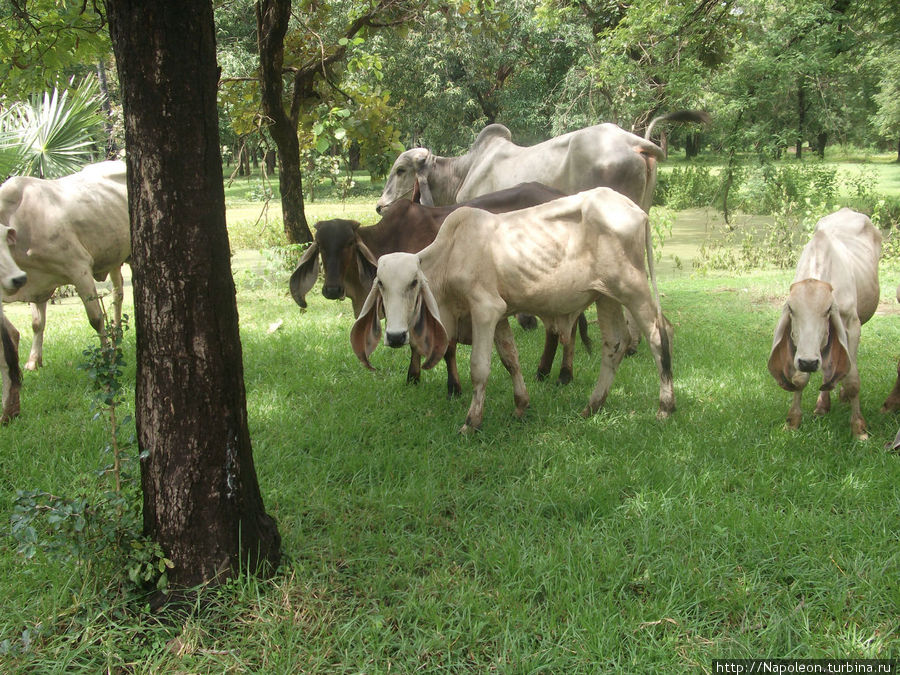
254,0 -> 420,244
1,0 -> 111,99
106,0 -> 281,591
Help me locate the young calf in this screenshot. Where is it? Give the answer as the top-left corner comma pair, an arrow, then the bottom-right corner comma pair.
767,208 -> 881,440
350,187 -> 674,433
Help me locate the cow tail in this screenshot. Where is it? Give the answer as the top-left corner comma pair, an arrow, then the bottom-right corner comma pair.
2,320 -> 21,388
644,212 -> 671,375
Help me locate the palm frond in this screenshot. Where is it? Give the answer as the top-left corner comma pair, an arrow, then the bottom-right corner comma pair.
10,77 -> 106,179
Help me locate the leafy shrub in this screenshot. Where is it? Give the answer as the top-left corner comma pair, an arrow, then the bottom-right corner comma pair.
735,162 -> 839,215
656,165 -> 719,209
9,312 -> 172,603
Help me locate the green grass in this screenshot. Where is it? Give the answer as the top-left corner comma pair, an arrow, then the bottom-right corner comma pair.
2,260 -> 900,671
2,163 -> 900,671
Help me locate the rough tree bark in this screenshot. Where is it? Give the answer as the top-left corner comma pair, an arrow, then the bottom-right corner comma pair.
256,0 -> 312,244
106,0 -> 281,590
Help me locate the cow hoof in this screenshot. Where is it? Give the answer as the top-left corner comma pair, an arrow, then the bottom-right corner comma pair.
458,422 -> 480,435
785,417 -> 801,430
536,369 -> 549,382
406,373 -> 421,385
24,361 -> 40,371
556,370 -> 572,386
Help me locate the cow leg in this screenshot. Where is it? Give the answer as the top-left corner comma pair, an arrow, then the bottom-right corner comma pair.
881,358 -> 900,412
615,288 -> 676,419
582,297 -> 629,417
461,302 -> 505,434
406,348 -> 422,384
536,325 -> 558,382
493,317 -> 529,418
25,301 -> 46,371
814,390 -> 831,416
444,339 -> 462,398
72,272 -> 105,341
842,321 -> 868,440
1,316 -> 22,424
557,321 -> 578,386
786,379 -> 807,429
109,265 -> 125,327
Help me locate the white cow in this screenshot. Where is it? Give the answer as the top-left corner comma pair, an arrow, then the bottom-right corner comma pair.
351,187 -> 675,433
0,226 -> 27,422
767,208 -> 882,440
376,111 -> 709,214
0,161 -> 130,370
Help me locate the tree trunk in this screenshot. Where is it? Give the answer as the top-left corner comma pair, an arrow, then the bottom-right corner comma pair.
256,0 -> 312,244
106,0 -> 281,592
685,132 -> 700,159
96,60 -> 119,159
815,132 -> 827,159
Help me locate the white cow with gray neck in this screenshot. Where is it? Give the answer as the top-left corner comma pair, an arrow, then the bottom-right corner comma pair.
376,111 -> 709,214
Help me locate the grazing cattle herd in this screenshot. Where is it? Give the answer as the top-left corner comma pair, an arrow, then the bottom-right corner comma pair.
1,118 -> 899,447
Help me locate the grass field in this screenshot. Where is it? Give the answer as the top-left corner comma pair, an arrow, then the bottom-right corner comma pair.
1,168 -> 900,671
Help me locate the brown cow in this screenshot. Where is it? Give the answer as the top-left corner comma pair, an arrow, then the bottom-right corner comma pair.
289,183 -> 589,393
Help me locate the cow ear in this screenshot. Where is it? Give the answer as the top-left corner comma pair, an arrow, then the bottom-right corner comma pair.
355,239 -> 378,291
6,227 -> 16,247
289,242 -> 320,308
412,152 -> 434,206
767,305 -> 798,391
350,282 -> 383,370
409,274 -> 448,370
821,306 -> 851,390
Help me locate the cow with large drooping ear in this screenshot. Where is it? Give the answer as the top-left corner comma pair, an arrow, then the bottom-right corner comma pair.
350,254 -> 448,373
289,219 -> 379,314
768,281 -> 853,395
767,208 -> 881,440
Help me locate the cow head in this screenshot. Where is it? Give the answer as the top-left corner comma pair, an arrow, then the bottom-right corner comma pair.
376,148 -> 434,213
767,279 -> 851,392
289,219 -> 378,311
0,225 -> 27,294
350,252 -> 448,371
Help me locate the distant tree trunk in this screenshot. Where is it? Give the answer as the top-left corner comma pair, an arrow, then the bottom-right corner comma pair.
107,0 -> 281,592
256,0 -> 312,244
265,149 -> 277,174
96,60 -> 119,159
815,132 -> 827,159
349,141 -> 361,172
685,132 -> 700,159
896,137 -> 899,163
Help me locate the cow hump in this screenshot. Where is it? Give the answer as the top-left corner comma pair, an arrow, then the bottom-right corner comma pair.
471,124 -> 512,150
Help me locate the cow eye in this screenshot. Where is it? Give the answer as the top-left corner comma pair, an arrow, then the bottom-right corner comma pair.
396,168 -> 405,176
408,278 -> 418,291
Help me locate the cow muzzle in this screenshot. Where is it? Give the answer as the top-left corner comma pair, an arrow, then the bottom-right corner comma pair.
322,284 -> 344,300
386,330 -> 408,348
797,358 -> 820,373
3,273 -> 27,293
